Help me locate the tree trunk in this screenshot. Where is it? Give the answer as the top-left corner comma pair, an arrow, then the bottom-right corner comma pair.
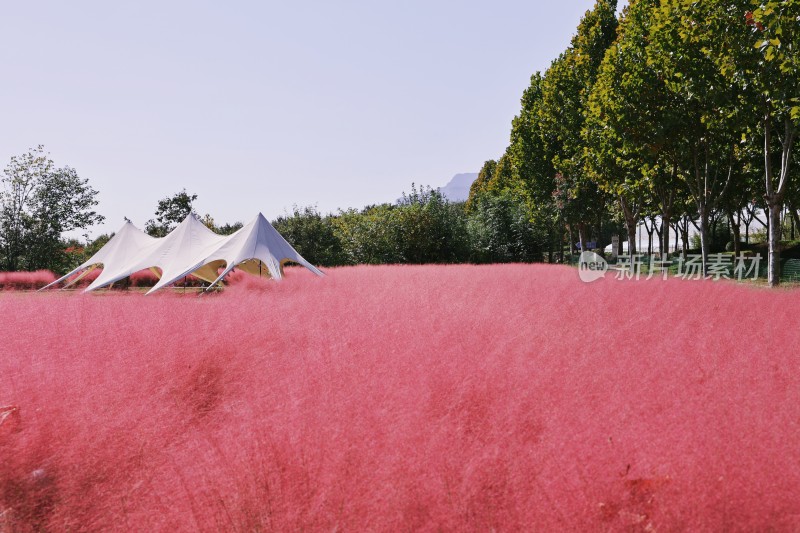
680,216 -> 690,260
744,219 -> 750,244
789,205 -> 800,242
578,223 -> 588,254
623,217 -> 636,256
698,207 -> 711,276
767,200 -> 782,287
568,226 -> 575,257
674,222 -> 679,255
618,196 -> 639,259
728,211 -> 741,255
595,212 -> 603,253
760,109 -> 796,280
765,207 -> 770,237
710,214 -> 718,253
661,212 -> 671,257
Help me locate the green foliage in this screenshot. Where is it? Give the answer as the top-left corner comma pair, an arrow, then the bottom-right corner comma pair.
145,189 -> 198,237
465,1 -> 619,258
508,73 -> 554,202
85,233 -> 112,257
272,206 -> 347,267
0,146 -> 104,272
539,1 -> 618,239
333,204 -> 403,265
467,189 -> 545,263
331,186 -> 472,265
272,185 -> 543,267
199,214 -> 243,236
466,160 -> 497,211
585,0 -> 664,200
395,185 -> 471,263
747,0 -> 800,122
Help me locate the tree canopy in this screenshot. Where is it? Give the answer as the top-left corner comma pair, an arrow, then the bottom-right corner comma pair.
0,146 -> 104,272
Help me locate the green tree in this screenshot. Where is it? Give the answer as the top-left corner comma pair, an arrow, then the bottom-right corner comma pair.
508,73 -> 555,203
506,72 -> 563,261
740,1 -> 799,285
586,0 -> 682,256
145,189 -> 197,237
0,146 -> 104,272
272,206 -> 346,266
199,213 -> 243,235
539,0 -> 618,251
466,160 -> 498,211
646,0 -> 748,273
333,204 -> 403,265
467,189 -> 544,263
396,185 -> 470,263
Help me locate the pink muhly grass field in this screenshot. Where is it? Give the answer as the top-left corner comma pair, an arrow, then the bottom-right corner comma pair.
2,264 -> 800,531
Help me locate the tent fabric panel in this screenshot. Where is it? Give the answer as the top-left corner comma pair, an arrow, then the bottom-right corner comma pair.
191,261 -> 226,284
235,260 -> 273,278
42,220 -> 157,291
41,264 -> 88,290
61,264 -> 99,289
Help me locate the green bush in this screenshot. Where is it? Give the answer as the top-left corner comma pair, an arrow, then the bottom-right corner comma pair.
272,206 -> 347,266
466,190 -> 544,263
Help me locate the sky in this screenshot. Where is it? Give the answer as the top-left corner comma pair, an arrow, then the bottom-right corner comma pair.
0,1 -> 626,238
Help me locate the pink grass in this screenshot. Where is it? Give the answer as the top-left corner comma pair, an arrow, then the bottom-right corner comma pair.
0,271 -> 56,291
64,268 -> 204,289
1,264 -> 800,531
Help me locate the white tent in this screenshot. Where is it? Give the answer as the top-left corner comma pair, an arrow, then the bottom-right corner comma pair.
42,220 -> 157,290
44,213 -> 324,294
86,213 -> 227,292
205,212 -> 324,287
147,212 -> 324,294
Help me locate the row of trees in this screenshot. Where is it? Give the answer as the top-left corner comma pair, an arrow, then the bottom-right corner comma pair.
468,0 -> 799,286
272,185 -> 543,266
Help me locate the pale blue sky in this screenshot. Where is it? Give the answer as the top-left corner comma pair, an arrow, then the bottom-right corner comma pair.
1,1 -> 625,237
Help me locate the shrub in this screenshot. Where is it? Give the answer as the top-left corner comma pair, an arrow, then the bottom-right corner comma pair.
467,190 -> 544,263
272,206 -> 346,267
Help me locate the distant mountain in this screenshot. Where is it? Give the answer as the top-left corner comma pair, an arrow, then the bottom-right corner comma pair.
438,173 -> 478,202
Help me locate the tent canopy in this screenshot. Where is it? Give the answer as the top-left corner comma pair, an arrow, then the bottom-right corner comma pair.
42,220 -> 157,290
44,213 -> 324,294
